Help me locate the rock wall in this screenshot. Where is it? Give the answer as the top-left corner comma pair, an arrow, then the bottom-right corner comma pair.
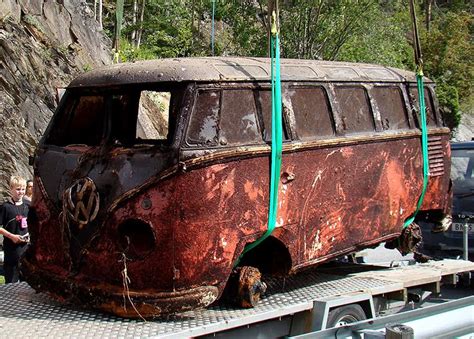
452,112 -> 474,142
0,0 -> 111,198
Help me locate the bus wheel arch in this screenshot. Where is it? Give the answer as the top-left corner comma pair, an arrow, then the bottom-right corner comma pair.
222,236 -> 292,307
237,236 -> 292,275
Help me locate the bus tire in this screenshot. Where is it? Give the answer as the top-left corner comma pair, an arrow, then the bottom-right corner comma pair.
326,304 -> 366,328
237,266 -> 267,308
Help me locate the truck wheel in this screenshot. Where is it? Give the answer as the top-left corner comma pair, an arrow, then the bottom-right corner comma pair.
236,266 -> 267,308
326,304 -> 366,328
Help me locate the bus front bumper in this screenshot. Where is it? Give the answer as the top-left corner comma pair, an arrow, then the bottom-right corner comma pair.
21,257 -> 219,318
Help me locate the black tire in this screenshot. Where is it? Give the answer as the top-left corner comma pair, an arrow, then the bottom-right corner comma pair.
326,304 -> 367,328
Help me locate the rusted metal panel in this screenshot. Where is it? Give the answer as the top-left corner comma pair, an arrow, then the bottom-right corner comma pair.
24,133 -> 451,318
422,134 -> 452,213
28,135 -> 450,312
286,139 -> 423,265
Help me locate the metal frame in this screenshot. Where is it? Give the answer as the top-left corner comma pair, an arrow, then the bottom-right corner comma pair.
290,293 -> 375,334
290,296 -> 474,339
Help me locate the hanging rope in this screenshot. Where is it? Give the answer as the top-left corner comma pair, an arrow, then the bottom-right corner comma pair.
211,0 -> 216,56
113,0 -> 125,63
239,8 -> 282,258
403,0 -> 429,228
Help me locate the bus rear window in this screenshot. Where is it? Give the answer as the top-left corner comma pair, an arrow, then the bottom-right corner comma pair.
187,90 -> 220,145
256,90 -> 289,142
409,87 -> 437,127
220,89 -> 260,145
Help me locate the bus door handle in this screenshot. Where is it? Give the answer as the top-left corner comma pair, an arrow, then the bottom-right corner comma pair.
282,172 -> 295,184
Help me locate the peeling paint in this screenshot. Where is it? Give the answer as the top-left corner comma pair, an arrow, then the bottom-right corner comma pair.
244,180 -> 259,201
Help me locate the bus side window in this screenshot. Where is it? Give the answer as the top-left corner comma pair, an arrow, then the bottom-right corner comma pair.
289,87 -> 335,140
409,87 -> 437,127
136,91 -> 171,142
220,89 -> 260,145
371,86 -> 409,131
255,90 -> 289,142
187,90 -> 220,146
335,86 -> 375,134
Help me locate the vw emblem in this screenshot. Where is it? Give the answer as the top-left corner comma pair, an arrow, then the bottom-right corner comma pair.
64,177 -> 100,227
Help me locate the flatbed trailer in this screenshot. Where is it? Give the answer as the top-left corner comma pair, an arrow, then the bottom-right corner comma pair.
0,259 -> 473,338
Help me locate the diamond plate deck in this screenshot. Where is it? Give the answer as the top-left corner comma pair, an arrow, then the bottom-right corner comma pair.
0,266 -> 403,338
345,259 -> 474,288
4,259 -> 474,338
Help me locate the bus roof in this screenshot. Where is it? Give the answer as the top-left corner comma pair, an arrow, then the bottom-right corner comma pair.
68,57 -> 430,88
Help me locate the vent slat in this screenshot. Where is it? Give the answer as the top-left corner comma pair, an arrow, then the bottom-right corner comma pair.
428,158 -> 444,163
427,138 -> 445,175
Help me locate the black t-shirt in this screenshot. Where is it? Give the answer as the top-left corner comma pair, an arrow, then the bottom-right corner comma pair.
0,200 -> 29,264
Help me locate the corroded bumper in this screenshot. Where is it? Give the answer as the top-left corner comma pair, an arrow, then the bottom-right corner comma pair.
21,258 -> 219,318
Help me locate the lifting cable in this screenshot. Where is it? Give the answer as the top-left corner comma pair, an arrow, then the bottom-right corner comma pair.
239,6 -> 283,259
211,0 -> 216,56
403,0 -> 429,228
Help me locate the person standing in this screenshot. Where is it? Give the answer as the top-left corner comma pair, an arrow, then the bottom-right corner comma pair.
0,176 -> 29,283
23,179 -> 33,203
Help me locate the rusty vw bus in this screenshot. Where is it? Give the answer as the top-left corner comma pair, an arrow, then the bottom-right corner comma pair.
23,57 -> 452,317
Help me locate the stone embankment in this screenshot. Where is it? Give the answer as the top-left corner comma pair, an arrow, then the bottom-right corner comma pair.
0,0 -> 110,197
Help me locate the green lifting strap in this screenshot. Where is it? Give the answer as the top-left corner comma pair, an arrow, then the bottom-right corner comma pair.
404,0 -> 429,228
403,68 -> 429,228
239,11 -> 282,258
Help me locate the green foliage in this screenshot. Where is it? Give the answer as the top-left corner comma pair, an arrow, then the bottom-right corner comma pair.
23,14 -> 47,35
436,82 -> 461,130
280,1 -> 378,60
337,4 -> 414,69
119,39 -> 156,62
134,1 -> 192,57
90,0 -> 471,130
82,64 -> 93,72
218,1 -> 267,57
421,10 -> 473,129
